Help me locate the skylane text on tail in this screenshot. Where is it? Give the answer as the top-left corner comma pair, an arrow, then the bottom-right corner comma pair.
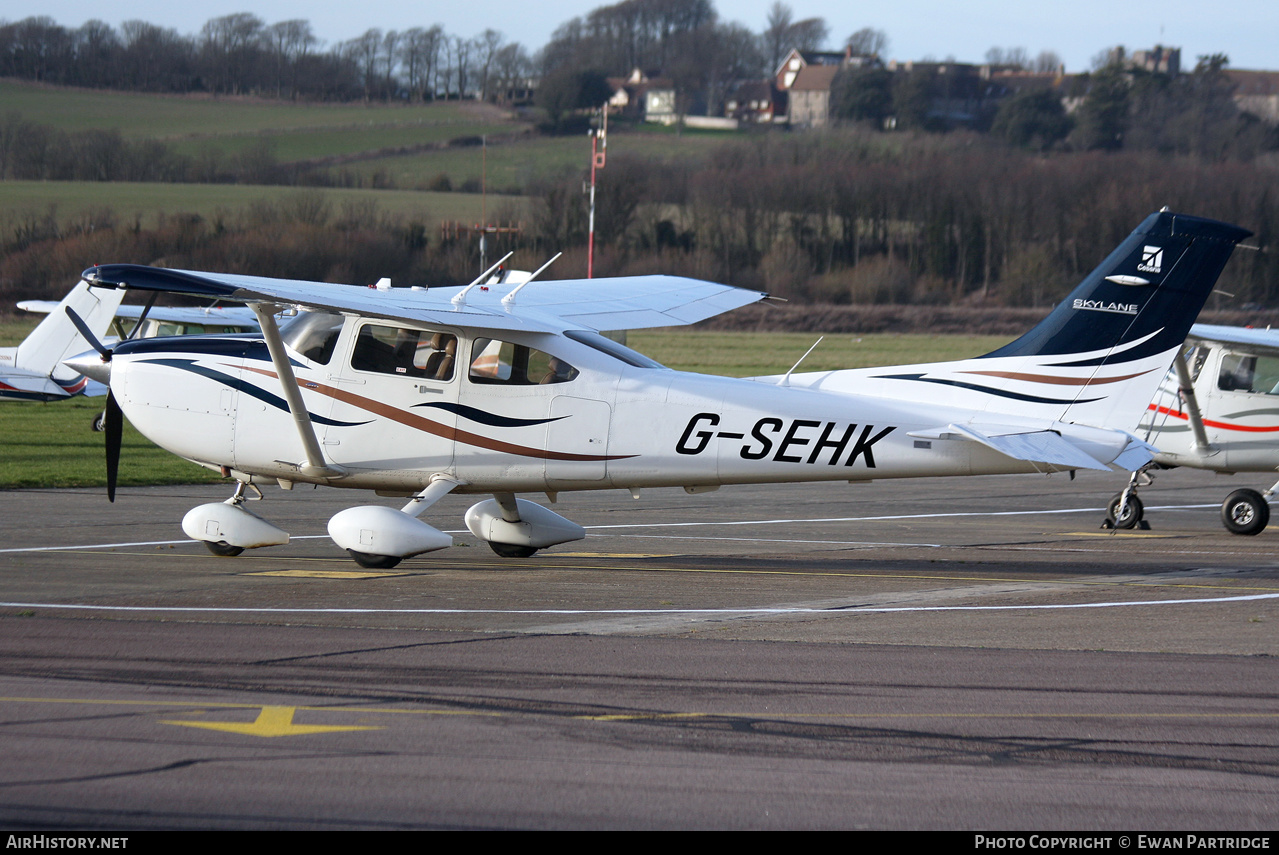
65,209 -> 1248,567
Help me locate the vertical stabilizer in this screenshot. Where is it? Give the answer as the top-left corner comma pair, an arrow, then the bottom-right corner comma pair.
14,282 -> 125,384
979,211 -> 1250,427
781,211 -> 1250,435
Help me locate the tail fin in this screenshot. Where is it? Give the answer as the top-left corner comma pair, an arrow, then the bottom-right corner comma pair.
976,210 -> 1250,427
983,210 -> 1249,364
786,210 -> 1250,435
15,282 -> 125,385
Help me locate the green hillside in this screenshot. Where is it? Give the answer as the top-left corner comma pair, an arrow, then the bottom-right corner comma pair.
0,181 -> 527,232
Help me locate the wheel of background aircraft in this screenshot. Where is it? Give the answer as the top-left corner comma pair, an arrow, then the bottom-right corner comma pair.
489,542 -> 539,558
203,541 -> 245,557
346,550 -> 403,569
1106,493 -> 1144,529
1220,489 -> 1269,536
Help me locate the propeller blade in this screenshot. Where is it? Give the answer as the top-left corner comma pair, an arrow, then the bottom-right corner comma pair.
104,391 -> 122,503
64,306 -> 112,360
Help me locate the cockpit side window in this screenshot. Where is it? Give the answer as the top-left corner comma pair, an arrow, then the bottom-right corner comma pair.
469,338 -> 578,385
281,311 -> 345,366
1218,352 -> 1279,395
351,323 -> 457,381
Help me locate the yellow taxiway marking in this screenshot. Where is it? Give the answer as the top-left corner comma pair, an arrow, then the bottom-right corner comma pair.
550,552 -> 676,558
246,569 -> 409,579
5,696 -> 1277,726
161,705 -> 383,737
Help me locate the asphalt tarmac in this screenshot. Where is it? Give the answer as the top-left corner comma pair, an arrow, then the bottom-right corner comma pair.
1,469 -> 1277,829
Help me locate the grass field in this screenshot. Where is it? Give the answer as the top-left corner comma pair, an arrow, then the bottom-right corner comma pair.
334,127 -> 734,190
0,80 -> 519,141
0,181 -> 529,231
628,330 -> 1009,375
0,79 -> 735,194
0,321 -> 1009,490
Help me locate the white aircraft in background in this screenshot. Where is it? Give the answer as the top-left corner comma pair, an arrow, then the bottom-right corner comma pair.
0,281 -> 124,402
1108,323 -> 1279,535
65,210 -> 1249,568
19,298 -> 259,341
15,290 -> 260,428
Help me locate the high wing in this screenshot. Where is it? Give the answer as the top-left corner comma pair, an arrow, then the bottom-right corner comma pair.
80,265 -> 768,333
1187,323 -> 1279,355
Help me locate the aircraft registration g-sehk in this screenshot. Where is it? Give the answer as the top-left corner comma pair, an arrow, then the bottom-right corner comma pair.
64,209 -> 1248,568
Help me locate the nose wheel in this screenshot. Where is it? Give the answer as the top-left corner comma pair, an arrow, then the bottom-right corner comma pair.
346,550 -> 404,569
1105,493 -> 1145,529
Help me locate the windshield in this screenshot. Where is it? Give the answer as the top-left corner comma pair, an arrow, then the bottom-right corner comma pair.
563,330 -> 665,369
281,311 -> 344,365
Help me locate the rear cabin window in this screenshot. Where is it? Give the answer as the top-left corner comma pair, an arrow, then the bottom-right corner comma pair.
351,323 -> 457,381
468,338 -> 578,385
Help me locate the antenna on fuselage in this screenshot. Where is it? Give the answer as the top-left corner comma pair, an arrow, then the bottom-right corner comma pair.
779,336 -> 824,387
452,251 -> 514,307
502,253 -> 562,306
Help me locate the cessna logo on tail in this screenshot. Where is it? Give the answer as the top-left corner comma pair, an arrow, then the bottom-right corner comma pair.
1138,245 -> 1163,274
676,413 -> 895,468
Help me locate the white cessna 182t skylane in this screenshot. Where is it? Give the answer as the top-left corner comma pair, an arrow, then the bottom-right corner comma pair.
64,209 -> 1248,568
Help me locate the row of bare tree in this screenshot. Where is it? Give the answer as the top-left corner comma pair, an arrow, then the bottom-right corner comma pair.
0,14 -> 531,101
3,129 -> 1276,313
531,129 -> 1279,309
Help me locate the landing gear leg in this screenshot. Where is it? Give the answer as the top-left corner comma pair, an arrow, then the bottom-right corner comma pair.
488,492 -> 539,558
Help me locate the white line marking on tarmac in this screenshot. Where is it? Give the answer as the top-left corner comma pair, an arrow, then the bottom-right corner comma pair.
0,504 -> 1218,554
3,592 -> 1276,616
584,504 -> 1217,530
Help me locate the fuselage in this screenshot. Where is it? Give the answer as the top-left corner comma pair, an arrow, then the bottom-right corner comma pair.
109,319 -> 1058,496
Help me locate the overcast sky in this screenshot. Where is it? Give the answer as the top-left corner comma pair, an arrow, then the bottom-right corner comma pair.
8,0 -> 1277,73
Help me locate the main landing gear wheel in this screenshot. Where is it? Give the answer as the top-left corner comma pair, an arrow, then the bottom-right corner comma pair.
489,542 -> 539,558
1221,489 -> 1269,536
346,550 -> 403,569
1106,493 -> 1144,529
204,541 -> 245,557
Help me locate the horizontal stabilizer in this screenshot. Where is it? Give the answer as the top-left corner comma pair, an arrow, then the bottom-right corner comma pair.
909,423 -> 1150,471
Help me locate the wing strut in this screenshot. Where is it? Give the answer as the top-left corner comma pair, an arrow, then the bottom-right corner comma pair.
250,302 -> 346,480
1171,346 -> 1213,455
